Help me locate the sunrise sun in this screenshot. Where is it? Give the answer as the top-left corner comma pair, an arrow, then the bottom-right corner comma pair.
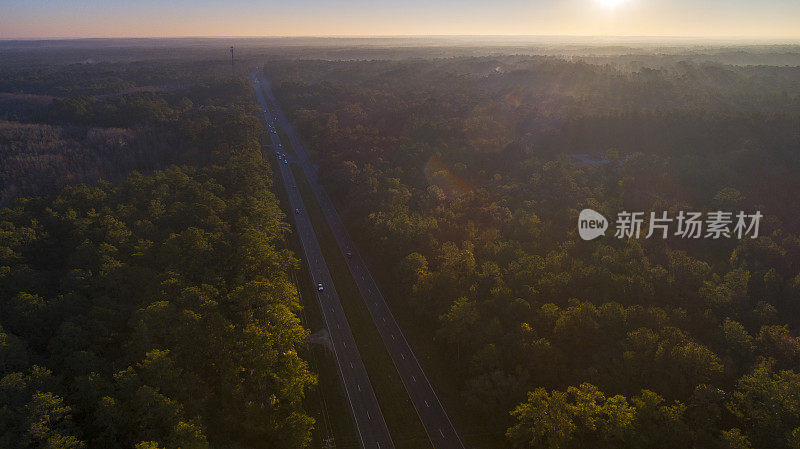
596,0 -> 627,9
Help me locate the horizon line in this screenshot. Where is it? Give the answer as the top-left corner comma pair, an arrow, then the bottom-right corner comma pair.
2,34 -> 800,43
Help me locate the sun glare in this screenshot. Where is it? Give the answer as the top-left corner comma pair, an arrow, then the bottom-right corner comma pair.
596,0 -> 626,9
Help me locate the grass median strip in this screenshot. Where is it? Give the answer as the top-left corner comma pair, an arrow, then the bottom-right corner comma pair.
263,143 -> 358,449
358,241 -> 508,448
291,164 -> 433,449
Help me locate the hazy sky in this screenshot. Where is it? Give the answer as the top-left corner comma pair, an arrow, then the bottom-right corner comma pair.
1,0 -> 799,39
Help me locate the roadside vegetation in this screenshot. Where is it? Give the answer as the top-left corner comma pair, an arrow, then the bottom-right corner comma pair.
262,133 -> 360,449
289,158 -> 432,448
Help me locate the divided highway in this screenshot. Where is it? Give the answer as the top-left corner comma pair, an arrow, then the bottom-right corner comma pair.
256,71 -> 467,449
251,73 -> 394,449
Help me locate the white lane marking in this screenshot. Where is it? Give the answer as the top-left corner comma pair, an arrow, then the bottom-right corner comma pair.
425,400 -> 430,407
439,429 -> 444,437
358,384 -> 362,392
349,362 -> 354,369
343,341 -> 347,348
391,334 -> 395,340
337,324 -> 340,329
411,375 -> 416,382
367,410 -> 371,420
382,317 -> 386,323
401,353 -> 405,360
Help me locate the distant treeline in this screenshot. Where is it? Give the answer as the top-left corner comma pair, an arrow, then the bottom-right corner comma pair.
0,74 -> 264,205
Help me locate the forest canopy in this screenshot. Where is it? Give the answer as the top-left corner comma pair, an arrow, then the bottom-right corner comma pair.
3,42 -> 800,449
1,56 -> 316,448
266,54 -> 800,448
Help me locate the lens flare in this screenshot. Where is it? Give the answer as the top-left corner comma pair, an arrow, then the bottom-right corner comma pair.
424,155 -> 474,199
505,91 -> 522,107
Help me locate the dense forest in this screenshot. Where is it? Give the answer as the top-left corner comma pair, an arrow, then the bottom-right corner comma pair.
1,58 -> 316,448
266,55 -> 800,448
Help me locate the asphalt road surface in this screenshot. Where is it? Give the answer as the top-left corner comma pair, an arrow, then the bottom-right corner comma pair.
251,73 -> 394,449
255,70 -> 467,449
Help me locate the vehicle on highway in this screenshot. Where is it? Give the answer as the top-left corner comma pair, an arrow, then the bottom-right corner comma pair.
317,283 -> 324,291
346,251 -> 353,258
295,208 -> 300,215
